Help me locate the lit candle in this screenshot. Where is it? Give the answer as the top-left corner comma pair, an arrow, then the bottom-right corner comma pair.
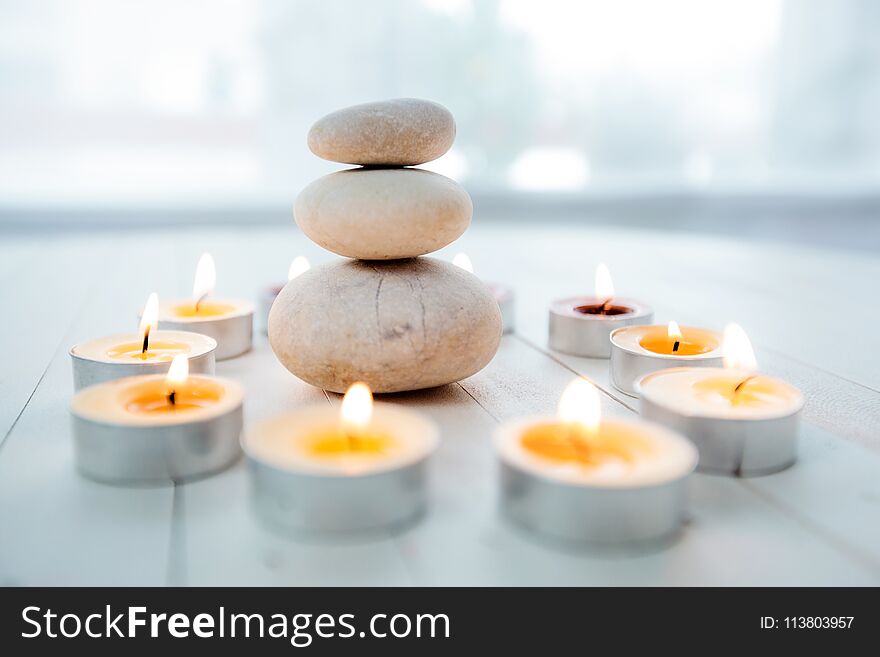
548,264 -> 652,358
243,382 -> 439,533
610,321 -> 724,396
495,378 -> 696,544
453,252 -> 515,333
70,292 -> 216,391
638,324 -> 803,476
70,355 -> 244,485
258,255 -> 310,334
156,253 -> 254,360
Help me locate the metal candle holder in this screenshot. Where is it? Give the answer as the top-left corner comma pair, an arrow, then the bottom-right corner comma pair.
610,325 -> 723,397
243,405 -> 439,535
248,458 -> 432,535
70,330 -> 216,392
549,297 -> 652,358
258,285 -> 284,335
638,368 -> 803,477
158,300 -> 254,360
490,283 -> 516,334
70,375 -> 243,485
495,417 -> 696,545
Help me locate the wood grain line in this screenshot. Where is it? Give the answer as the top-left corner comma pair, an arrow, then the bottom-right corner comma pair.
756,347 -> 880,452
166,484 -> 188,586
512,333 -> 639,412
0,254 -> 109,451
456,381 -> 500,422
762,344 -> 880,396
0,363 -> 50,453
739,479 -> 880,576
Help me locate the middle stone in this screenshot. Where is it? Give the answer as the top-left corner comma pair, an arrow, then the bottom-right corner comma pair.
268,258 -> 502,393
294,168 -> 472,260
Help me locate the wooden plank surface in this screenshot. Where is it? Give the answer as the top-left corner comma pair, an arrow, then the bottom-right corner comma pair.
0,236 -> 110,439
1,223 -> 878,585
0,234 -> 176,585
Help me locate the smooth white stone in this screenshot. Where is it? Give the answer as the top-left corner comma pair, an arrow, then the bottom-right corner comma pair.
307,98 -> 455,166
268,258 -> 502,393
294,168 -> 472,260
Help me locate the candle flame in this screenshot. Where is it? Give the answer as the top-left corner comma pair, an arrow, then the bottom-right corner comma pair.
139,292 -> 159,338
452,252 -> 474,274
340,382 -> 373,434
288,255 -> 311,281
594,263 -> 614,300
667,320 -> 682,340
557,378 -> 601,434
723,323 -> 758,371
192,253 -> 216,302
166,354 -> 189,386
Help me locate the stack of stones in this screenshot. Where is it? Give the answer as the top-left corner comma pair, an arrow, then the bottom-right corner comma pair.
269,98 -> 502,393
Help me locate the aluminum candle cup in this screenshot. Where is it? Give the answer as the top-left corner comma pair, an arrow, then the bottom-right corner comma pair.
490,283 -> 516,334
70,373 -> 243,485
638,367 -> 804,476
549,297 -> 652,358
495,416 -> 697,545
156,298 -> 253,360
451,253 -> 514,333
156,252 -> 254,359
70,331 -> 216,391
243,404 -> 439,534
260,256 -> 311,334
259,285 -> 284,334
610,324 -> 723,397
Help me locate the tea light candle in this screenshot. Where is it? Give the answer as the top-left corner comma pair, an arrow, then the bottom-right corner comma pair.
70,355 -> 244,485
453,253 -> 515,333
243,382 -> 439,534
70,293 -> 217,391
495,379 -> 697,544
156,253 -> 254,360
638,324 -> 803,476
258,256 -> 310,333
610,321 -> 723,396
549,264 -> 652,357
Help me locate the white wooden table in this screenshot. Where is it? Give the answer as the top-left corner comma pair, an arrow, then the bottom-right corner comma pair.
1,222 -> 878,586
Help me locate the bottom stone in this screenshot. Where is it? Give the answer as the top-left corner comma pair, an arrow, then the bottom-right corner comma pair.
268,257 -> 503,393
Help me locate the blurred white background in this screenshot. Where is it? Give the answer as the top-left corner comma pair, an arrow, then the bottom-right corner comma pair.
1,0 -> 879,246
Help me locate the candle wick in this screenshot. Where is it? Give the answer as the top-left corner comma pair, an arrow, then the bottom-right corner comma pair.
599,297 -> 612,314
141,325 -> 151,354
194,293 -> 208,313
343,429 -> 359,452
168,390 -> 176,406
733,375 -> 757,395
567,423 -> 592,462
672,340 -> 680,353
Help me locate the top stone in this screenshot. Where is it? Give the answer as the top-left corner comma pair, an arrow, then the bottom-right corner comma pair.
307,98 -> 455,166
